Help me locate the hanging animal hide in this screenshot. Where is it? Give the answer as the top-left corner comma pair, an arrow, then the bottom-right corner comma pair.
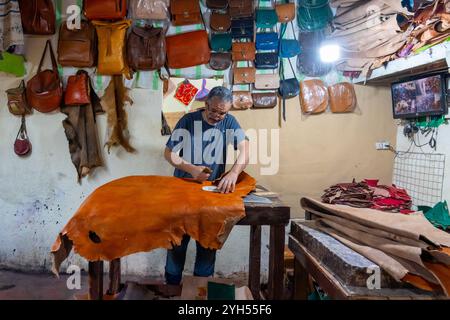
101,75 -> 135,153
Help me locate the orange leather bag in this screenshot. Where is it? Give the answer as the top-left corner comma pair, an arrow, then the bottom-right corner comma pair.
166,30 -> 211,69
84,0 -> 127,20
92,20 -> 132,78
170,0 -> 202,26
328,82 -> 357,113
300,79 -> 329,114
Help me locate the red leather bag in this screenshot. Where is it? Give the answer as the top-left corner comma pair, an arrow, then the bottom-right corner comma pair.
26,40 -> 63,113
166,30 -> 211,69
18,0 -> 56,35
84,0 -> 127,20
14,116 -> 32,157
65,72 -> 91,106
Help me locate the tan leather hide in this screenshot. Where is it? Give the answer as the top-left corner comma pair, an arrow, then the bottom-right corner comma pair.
51,173 -> 256,274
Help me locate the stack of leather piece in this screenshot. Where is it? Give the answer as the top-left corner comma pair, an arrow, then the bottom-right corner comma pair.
301,198 -> 450,296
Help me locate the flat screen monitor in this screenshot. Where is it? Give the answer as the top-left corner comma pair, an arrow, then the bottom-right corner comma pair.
391,73 -> 448,119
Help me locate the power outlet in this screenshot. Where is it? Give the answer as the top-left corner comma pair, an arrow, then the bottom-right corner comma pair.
375,141 -> 390,150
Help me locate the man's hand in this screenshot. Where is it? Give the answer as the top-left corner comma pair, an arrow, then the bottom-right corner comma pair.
190,166 -> 211,182
217,171 -> 239,194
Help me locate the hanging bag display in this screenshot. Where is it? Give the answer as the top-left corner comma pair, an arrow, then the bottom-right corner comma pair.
170,0 -> 202,26
14,116 -> 32,157
233,61 -> 256,84
300,79 -> 329,114
279,21 -> 301,58
255,52 -> 279,69
206,0 -> 228,10
211,33 -> 233,52
278,57 -> 299,121
232,41 -> 256,61
210,11 -> 231,32
229,0 -> 255,19
209,52 -> 232,70
232,88 -> 253,110
231,17 -> 254,39
26,40 -> 62,113
254,71 -> 280,90
256,0 -> 278,28
65,71 -> 91,106
127,25 -> 166,71
84,0 -> 127,20
252,92 -> 278,109
18,0 -> 56,35
275,0 -> 295,23
256,28 -> 279,51
6,81 -> 32,116
130,0 -> 170,20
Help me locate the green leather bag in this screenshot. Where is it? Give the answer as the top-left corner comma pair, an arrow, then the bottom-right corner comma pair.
297,1 -> 333,31
210,33 -> 232,52
256,8 -> 279,28
0,52 -> 26,77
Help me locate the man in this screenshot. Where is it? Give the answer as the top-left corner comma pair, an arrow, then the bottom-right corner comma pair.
163,86 -> 249,285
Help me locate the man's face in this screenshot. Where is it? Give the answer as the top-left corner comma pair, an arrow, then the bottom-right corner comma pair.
204,97 -> 232,125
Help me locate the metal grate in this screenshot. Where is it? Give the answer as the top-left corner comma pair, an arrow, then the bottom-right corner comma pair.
393,152 -> 445,207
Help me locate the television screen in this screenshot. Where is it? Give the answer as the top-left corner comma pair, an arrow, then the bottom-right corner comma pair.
391,74 -> 448,119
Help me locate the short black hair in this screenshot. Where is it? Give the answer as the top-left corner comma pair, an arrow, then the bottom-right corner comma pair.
206,86 -> 232,105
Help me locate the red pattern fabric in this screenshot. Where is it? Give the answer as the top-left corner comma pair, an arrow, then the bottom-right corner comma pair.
174,80 -> 199,106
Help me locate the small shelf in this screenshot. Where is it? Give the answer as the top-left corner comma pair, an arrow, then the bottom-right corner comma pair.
353,42 -> 450,85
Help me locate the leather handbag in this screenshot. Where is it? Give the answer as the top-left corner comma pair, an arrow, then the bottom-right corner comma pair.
279,22 -> 301,58
130,0 -> 170,20
233,62 -> 256,84
206,0 -> 228,10
127,25 -> 166,71
166,30 -> 211,68
231,17 -> 254,39
6,81 -> 32,116
255,52 -> 278,69
256,1 -> 278,28
232,90 -> 253,110
84,0 -> 127,20
171,0 -> 202,26
229,0 -> 255,18
58,20 -> 97,68
92,20 -> 131,77
256,31 -> 279,51
300,79 -> 329,114
210,11 -> 231,32
275,1 -> 295,23
209,52 -> 232,70
65,71 -> 91,106
278,58 -> 299,121
328,82 -> 357,113
255,73 -> 280,90
18,0 -> 56,35
252,92 -> 277,109
232,42 -> 256,61
297,0 -> 333,31
26,40 -> 62,113
210,33 -> 232,52
14,116 -> 32,157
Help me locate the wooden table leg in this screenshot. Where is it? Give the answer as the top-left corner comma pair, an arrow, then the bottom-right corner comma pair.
88,261 -> 104,300
248,225 -> 261,300
268,224 -> 285,300
293,257 -> 310,300
108,258 -> 121,295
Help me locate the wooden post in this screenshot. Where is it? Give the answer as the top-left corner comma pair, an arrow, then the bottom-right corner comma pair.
248,225 -> 261,300
88,261 -> 104,300
108,258 -> 121,295
293,257 -> 310,300
268,224 -> 285,300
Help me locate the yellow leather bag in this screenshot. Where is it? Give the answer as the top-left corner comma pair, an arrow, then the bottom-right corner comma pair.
92,20 -> 131,78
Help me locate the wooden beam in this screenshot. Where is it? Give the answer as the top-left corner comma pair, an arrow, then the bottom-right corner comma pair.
88,261 -> 104,300
248,225 -> 261,300
108,258 -> 121,295
268,224 -> 285,299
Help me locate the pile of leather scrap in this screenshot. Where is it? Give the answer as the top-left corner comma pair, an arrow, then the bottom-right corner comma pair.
301,197 -> 450,296
322,179 -> 413,213
50,172 -> 256,274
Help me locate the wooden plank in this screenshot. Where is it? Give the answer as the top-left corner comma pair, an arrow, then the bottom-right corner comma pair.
248,225 -> 261,300
268,224 -> 285,299
108,258 -> 121,295
240,206 -> 290,226
294,257 -> 310,300
88,261 -> 104,300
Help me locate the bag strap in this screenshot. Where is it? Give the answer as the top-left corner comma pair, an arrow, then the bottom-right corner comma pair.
37,40 -> 58,74
16,116 -> 29,141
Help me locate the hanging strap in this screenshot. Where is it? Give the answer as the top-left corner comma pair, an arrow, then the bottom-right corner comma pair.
37,40 -> 59,74
16,116 -> 28,141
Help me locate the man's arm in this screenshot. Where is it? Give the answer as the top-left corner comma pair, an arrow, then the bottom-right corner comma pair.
164,147 -> 210,182
217,139 -> 249,193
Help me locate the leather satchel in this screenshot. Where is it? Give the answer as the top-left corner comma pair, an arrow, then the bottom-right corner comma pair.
210,33 -> 232,52
328,82 -> 357,113
14,116 -> 32,157
130,0 -> 170,20
93,20 -> 131,77
252,92 -> 277,109
209,52 -> 232,70
255,73 -> 280,90
6,81 -> 32,116
127,25 -> 166,71
229,0 -> 254,19
210,11 -> 231,32
256,32 -> 279,51
232,42 -> 256,61
233,62 -> 256,84
279,22 -> 301,58
300,79 -> 329,114
275,2 -> 295,23
58,20 -> 97,68
171,0 -> 202,26
65,71 -> 91,106
231,17 -> 254,39
18,0 -> 56,35
166,30 -> 211,68
206,0 -> 228,10
232,91 -> 253,110
26,40 -> 62,113
84,0 -> 127,20
255,52 -> 278,69
256,8 -> 278,28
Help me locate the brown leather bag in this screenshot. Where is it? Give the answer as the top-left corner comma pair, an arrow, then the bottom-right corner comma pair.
166,30 -> 211,69
92,20 -> 132,78
229,0 -> 254,18
18,0 -> 56,35
210,11 -> 231,32
6,81 -> 32,116
58,21 -> 97,68
275,2 -> 296,23
127,25 -> 166,71
233,62 -> 256,84
65,71 -> 91,106
209,52 -> 232,70
232,42 -> 256,61
130,0 -> 170,20
14,116 -> 32,157
252,92 -> 278,109
328,82 -> 357,113
300,80 -> 329,114
206,0 -> 228,10
84,0 -> 127,20
254,73 -> 280,90
171,0 -> 202,26
26,40 -> 62,113
232,91 -> 253,110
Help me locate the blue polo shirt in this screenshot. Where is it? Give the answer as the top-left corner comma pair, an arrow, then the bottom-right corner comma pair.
166,109 -> 247,181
